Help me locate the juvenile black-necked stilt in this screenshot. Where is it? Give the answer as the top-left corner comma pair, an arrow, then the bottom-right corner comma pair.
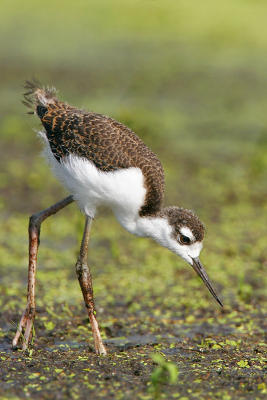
13,81 -> 222,355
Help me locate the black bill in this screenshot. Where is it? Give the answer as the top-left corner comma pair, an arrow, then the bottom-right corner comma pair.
191,257 -> 223,307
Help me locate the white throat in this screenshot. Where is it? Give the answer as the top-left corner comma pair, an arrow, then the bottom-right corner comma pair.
118,214 -> 203,265
119,214 -> 175,249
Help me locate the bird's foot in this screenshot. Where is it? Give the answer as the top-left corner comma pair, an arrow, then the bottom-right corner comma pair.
89,313 -> 107,355
12,305 -> 35,351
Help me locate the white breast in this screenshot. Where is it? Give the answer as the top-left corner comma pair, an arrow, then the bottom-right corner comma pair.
40,132 -> 147,231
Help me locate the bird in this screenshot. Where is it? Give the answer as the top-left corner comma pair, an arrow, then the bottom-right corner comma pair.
13,80 -> 222,355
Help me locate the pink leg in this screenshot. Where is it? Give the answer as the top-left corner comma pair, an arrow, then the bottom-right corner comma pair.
75,216 -> 107,355
12,196 -> 74,350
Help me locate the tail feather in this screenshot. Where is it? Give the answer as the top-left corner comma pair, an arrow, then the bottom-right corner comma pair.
23,80 -> 58,115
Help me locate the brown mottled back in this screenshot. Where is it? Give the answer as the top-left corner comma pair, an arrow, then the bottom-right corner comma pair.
24,82 -> 165,217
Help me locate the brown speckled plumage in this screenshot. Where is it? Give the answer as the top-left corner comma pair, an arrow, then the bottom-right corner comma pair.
24,81 -> 164,217
159,207 -> 205,242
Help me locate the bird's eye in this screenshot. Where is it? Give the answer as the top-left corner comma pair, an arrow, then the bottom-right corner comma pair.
179,234 -> 191,245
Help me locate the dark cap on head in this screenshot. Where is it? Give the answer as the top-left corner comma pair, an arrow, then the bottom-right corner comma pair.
159,206 -> 205,242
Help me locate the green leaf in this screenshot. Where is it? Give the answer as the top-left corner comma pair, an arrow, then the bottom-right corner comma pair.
151,353 -> 165,365
54,368 -> 64,374
165,363 -> 178,384
44,321 -> 55,331
237,360 -> 249,368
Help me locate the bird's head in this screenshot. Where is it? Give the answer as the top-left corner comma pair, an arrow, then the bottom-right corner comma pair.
145,206 -> 222,307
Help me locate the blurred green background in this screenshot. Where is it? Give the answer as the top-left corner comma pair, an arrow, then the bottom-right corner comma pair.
0,0 -> 266,398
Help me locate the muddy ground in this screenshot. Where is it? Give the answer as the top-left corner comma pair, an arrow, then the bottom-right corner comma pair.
0,302 -> 266,399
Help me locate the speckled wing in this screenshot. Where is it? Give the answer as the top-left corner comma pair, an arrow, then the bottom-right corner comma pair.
38,100 -> 165,216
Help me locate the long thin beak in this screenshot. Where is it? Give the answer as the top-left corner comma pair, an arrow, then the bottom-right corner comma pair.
191,257 -> 223,307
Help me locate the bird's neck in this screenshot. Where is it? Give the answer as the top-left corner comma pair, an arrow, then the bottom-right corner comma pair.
116,211 -> 171,245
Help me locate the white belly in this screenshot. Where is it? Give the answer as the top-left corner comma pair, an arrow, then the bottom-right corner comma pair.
41,134 -> 147,232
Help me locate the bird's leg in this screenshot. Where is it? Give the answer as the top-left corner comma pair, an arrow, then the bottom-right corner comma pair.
75,216 -> 107,355
12,196 -> 74,351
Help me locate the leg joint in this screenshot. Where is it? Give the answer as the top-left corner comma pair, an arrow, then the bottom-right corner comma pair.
85,303 -> 95,314
75,260 -> 89,274
29,213 -> 41,230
